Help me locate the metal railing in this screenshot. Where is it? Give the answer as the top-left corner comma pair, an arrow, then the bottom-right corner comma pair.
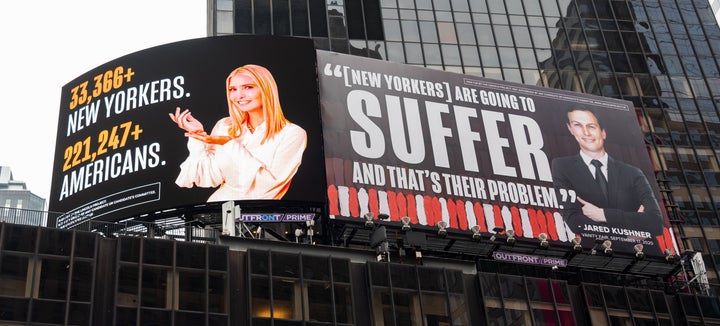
82,219 -> 221,244
0,207 -> 63,227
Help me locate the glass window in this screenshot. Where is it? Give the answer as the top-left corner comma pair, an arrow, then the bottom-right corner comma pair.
584,284 -> 604,307
426,43 -> 445,63
479,46 -> 500,67
399,9 -> 417,20
476,24 -> 496,45
38,228 -> 73,256
308,281 -> 333,322
488,1 -> 506,13
37,258 -> 70,300
178,270 -> 205,311
387,41 -> 406,63
303,255 -> 330,281
32,300 -> 66,324
383,20 -> 402,41
208,273 -> 227,313
461,45 -> 481,66
456,23 -> 476,44
250,276 -> 270,317
117,265 -> 139,307
291,0 -> 309,36
437,22 -> 458,43
419,21 -> 438,43
142,267 -> 170,308
499,47 -> 519,68
468,0 -> 487,13
273,0 -> 291,35
0,254 -> 31,297
405,43 -> 424,64
141,239 -> 172,266
2,224 -> 37,253
335,284 -> 354,323
442,44 -> 462,65
177,242 -> 205,269
272,279 -> 303,319
494,25 -> 514,46
71,261 -> 93,302
271,252 -> 299,278
526,278 -> 551,302
512,26 -> 532,47
401,20 -> 421,42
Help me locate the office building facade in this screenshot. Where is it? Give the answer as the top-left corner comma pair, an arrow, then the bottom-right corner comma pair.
0,166 -> 46,226
209,0 -> 720,282
2,1 -> 720,325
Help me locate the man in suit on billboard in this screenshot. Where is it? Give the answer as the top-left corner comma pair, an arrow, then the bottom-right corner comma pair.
551,108 -> 664,250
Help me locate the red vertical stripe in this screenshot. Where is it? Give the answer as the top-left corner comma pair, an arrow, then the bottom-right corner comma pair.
511,206 -> 522,237
327,185 -> 339,216
387,190 -> 399,221
368,188 -> 379,218
396,192 -> 407,219
456,200 -> 468,230
545,211 -> 558,241
407,195 -> 418,224
493,205 -> 503,230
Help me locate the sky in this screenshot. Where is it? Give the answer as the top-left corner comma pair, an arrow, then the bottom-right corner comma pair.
0,1 -> 207,202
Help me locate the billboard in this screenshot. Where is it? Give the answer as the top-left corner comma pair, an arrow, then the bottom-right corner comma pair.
318,51 -> 676,255
49,36 -> 326,228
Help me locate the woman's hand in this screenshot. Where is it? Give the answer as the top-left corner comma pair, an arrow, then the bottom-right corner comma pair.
186,132 -> 232,145
169,107 -> 204,134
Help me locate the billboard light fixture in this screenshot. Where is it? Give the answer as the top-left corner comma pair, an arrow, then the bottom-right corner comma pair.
602,240 -> 613,256
538,233 -> 549,249
400,216 -> 411,232
506,229 -> 516,245
437,221 -> 448,238
470,225 -> 482,241
665,248 -> 676,263
294,228 -> 303,243
634,244 -> 645,260
571,237 -> 583,253
363,212 -> 375,229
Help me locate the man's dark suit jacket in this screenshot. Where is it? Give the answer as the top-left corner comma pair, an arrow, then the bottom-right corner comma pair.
551,154 -> 664,239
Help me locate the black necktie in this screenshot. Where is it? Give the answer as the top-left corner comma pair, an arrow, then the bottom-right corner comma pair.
590,159 -> 608,199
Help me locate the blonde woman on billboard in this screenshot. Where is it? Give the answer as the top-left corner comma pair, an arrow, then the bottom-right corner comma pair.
169,64 -> 307,201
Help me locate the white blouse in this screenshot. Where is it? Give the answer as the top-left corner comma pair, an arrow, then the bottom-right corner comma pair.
175,117 -> 307,201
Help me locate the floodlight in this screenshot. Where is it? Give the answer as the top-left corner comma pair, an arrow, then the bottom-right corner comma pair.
363,212 -> 375,229
470,225 -> 482,241
633,244 -> 645,260
506,229 -> 516,245
665,248 -> 676,263
602,240 -> 613,256
437,221 -> 448,237
571,237 -> 583,253
400,216 -> 412,232
538,233 -> 549,249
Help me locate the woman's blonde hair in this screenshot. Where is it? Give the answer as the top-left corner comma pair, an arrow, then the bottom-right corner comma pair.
226,64 -> 288,143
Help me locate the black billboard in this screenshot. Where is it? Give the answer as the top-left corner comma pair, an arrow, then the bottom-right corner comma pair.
49,36 -> 326,228
318,51 -> 676,255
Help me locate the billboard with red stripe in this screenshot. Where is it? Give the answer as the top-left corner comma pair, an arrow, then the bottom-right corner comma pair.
318,50 -> 676,255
